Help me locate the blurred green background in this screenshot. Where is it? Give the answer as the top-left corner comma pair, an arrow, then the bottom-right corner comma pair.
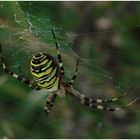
0,1 -> 140,139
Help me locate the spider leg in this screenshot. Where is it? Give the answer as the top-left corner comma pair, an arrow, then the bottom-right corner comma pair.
44,92 -> 57,115
66,86 -> 139,112
17,65 -> 41,90
67,86 -> 134,104
84,97 -> 140,112
52,29 -> 65,76
70,58 -> 79,86
0,44 -> 41,90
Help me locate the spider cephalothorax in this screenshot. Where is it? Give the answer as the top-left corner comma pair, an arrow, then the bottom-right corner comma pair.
0,29 -> 139,115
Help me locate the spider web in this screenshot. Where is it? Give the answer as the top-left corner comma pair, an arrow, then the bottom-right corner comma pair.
0,1 -> 140,139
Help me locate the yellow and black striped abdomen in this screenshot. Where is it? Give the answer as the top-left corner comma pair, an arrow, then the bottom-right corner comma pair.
30,52 -> 60,92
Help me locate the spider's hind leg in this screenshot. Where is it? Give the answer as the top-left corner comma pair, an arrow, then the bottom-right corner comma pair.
0,43 -> 41,90
70,58 -> 79,86
52,29 -> 65,76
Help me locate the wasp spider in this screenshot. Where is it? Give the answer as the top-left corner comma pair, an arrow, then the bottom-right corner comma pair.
0,29 -> 139,115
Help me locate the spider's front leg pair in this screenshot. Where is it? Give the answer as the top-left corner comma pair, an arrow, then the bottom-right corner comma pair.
45,29 -> 140,115
66,86 -> 140,112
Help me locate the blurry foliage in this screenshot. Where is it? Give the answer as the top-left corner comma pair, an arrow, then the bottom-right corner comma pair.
0,1 -> 140,139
